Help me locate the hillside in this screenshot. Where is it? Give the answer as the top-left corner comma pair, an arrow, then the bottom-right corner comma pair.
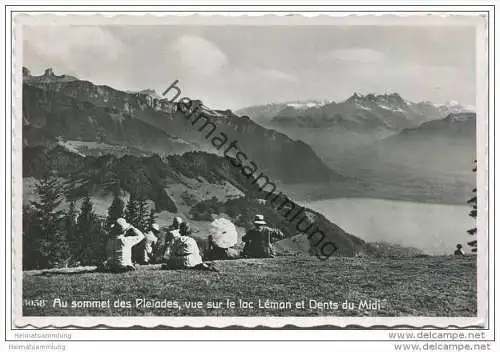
328,112 -> 476,204
23,146 -> 374,257
23,83 -> 196,156
23,67 -> 341,184
23,256 -> 477,317
337,113 -> 476,180
397,112 -> 476,139
275,236 -> 426,258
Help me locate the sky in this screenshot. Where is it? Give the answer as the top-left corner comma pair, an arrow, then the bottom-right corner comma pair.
23,24 -> 477,110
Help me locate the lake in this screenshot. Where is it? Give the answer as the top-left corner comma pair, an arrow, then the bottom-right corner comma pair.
304,198 -> 474,255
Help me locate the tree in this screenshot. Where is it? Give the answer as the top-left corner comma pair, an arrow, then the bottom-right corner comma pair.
136,198 -> 149,232
125,194 -> 150,232
28,175 -> 69,268
64,200 -> 79,264
147,207 -> 157,231
32,176 -> 64,233
22,204 -> 42,270
467,160 -> 477,253
105,194 -> 125,231
125,195 -> 150,264
76,196 -> 106,265
125,195 -> 140,228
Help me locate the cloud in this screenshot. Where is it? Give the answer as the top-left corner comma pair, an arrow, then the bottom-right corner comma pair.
318,48 -> 387,64
23,26 -> 125,73
231,67 -> 298,85
253,68 -> 299,82
170,35 -> 228,76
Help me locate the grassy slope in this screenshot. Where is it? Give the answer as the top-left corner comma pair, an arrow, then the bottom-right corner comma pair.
23,256 -> 476,317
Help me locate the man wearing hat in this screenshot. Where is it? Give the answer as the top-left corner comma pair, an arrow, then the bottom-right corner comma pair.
102,218 -> 145,272
242,215 -> 285,258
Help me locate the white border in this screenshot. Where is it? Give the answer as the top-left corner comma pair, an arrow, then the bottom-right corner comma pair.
4,4 -> 495,342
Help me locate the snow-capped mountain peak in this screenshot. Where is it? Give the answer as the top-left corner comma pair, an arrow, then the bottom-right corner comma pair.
237,92 -> 476,133
438,101 -> 475,115
286,100 -> 331,110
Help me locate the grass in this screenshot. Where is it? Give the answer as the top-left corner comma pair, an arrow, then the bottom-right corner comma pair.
23,255 -> 477,317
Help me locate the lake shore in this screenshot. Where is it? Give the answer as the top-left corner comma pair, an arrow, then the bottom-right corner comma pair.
280,177 -> 473,206
304,197 -> 472,256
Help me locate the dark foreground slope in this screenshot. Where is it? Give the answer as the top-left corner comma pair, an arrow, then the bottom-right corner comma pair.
23,146 -> 373,256
23,256 -> 476,317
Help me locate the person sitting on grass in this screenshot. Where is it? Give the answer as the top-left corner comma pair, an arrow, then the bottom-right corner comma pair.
205,218 -> 239,260
162,231 -> 202,269
179,222 -> 192,237
242,215 -> 285,259
169,216 -> 184,232
454,243 -> 465,256
99,218 -> 145,273
134,223 -> 160,265
151,217 -> 184,263
160,228 -> 218,271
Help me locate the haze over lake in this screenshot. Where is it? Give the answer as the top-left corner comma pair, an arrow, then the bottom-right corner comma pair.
305,198 -> 473,255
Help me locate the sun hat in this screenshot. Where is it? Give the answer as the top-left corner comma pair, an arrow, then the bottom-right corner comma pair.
253,214 -> 267,225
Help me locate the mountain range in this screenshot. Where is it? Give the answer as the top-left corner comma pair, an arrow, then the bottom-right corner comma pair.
237,93 -> 474,132
237,93 -> 474,157
23,68 -> 340,184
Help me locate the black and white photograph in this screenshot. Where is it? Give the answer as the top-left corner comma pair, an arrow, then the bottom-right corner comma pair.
10,10 -> 490,332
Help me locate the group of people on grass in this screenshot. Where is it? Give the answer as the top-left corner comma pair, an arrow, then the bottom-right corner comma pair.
99,214 -> 285,273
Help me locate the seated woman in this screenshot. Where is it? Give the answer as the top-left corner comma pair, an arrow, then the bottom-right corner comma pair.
163,234 -> 203,269
205,218 -> 239,260
151,220 -> 184,264
206,236 -> 229,260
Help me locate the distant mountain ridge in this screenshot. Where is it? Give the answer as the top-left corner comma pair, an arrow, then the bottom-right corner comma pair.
237,93 -> 474,132
237,93 -> 475,187
397,112 -> 476,138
